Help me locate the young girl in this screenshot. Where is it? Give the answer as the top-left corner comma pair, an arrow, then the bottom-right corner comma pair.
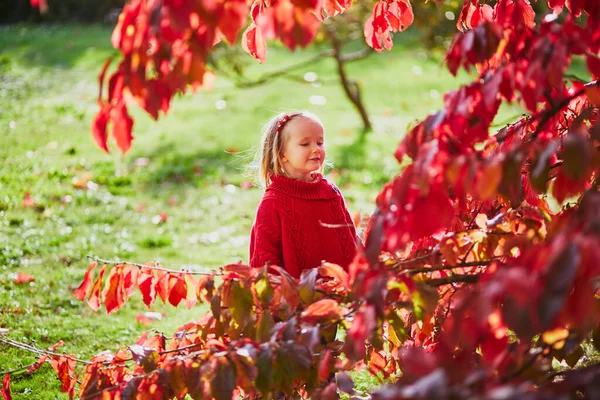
249,111 -> 358,278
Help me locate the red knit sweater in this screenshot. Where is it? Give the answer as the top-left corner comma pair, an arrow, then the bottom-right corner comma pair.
249,174 -> 357,278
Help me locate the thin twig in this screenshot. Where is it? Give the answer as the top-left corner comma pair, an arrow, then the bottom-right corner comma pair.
88,256 -> 219,276
0,361 -> 42,376
235,50 -> 334,88
392,249 -> 440,267
159,342 -> 206,356
399,259 -> 498,275
424,274 -> 481,286
531,80 -> 598,139
0,338 -> 93,365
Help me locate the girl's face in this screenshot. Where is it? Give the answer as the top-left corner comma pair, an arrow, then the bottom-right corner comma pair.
281,116 -> 325,182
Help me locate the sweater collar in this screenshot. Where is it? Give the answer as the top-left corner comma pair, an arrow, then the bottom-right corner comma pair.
267,173 -> 338,199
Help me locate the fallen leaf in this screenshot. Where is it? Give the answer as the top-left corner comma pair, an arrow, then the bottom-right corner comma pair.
22,192 -> 35,208
14,273 -> 35,284
135,311 -> 165,325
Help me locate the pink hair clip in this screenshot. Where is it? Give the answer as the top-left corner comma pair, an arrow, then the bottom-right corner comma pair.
276,114 -> 292,134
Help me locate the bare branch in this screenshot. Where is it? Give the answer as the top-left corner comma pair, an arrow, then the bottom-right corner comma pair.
401,259 -> 496,275
87,256 -> 218,276
0,361 -> 43,376
532,80 -> 598,139
424,274 -> 481,286
0,338 -> 93,365
234,50 -> 334,88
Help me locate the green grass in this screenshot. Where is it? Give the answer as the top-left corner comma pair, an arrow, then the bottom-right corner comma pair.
0,23 -> 503,398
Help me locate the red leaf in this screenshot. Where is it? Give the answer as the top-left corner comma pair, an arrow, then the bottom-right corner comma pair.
50,356 -> 76,395
108,68 -> 125,103
271,266 -> 301,310
343,306 -> 376,362
183,51 -> 209,91
159,212 -> 168,223
319,262 -> 349,290
13,273 -> 35,284
301,299 -> 342,324
291,0 -> 320,9
136,331 -> 166,351
494,0 -> 536,29
102,267 -> 124,314
587,54 -> 600,79
222,263 -> 254,277
552,169 -> 588,204
168,274 -> 188,307
97,57 -> 113,102
27,355 -> 48,374
51,341 -> 65,352
322,0 -> 352,17
1,374 -> 11,400
210,358 -> 236,400
216,0 -> 249,44
319,349 -> 332,381
129,344 -> 159,373
387,0 -> 413,32
408,185 -> 454,240
256,1 -> 320,51
242,23 -> 267,63
548,0 -> 564,13
21,191 -> 35,208
87,265 -> 106,311
91,105 -> 110,153
457,0 -> 493,32
110,101 -> 134,154
155,270 -> 170,303
368,349 -> 386,375
122,265 -> 140,299
364,0 -> 413,52
138,272 -> 157,308
73,262 -> 97,301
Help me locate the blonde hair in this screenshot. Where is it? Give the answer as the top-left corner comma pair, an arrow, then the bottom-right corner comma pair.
255,110 -> 325,188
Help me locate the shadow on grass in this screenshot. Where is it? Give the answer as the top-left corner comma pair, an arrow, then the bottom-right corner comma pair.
136,142 -> 248,191
333,131 -> 370,171
0,24 -> 114,69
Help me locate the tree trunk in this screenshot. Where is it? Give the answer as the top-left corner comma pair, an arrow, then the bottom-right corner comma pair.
327,28 -> 373,134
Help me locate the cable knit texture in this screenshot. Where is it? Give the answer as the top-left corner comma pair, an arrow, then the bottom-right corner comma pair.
250,174 -> 357,278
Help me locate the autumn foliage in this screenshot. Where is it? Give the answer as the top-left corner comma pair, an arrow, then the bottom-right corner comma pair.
10,0 -> 600,398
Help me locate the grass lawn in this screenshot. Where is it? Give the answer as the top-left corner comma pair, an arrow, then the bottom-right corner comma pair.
0,23 -> 503,398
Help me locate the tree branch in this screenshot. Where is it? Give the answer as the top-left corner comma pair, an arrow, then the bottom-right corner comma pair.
531,80 -> 598,139
87,256 -> 218,276
0,338 -> 93,365
340,46 -> 375,63
392,249 -> 440,267
0,361 -> 42,376
234,50 -> 334,88
325,23 -> 372,132
402,260 -> 495,275
423,274 -> 481,286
